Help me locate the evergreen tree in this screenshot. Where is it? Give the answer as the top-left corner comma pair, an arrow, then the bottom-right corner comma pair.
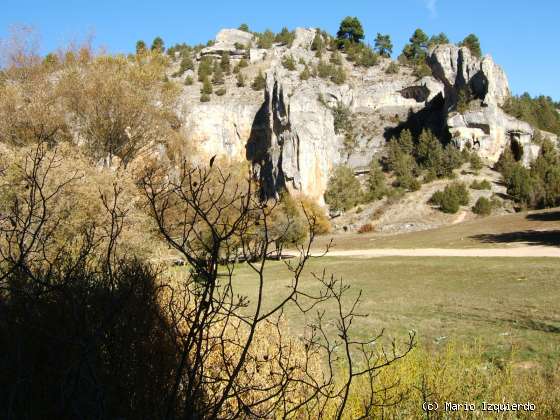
459,34 -> 482,58
324,166 -> 363,212
220,52 -> 231,74
401,29 -> 429,63
337,16 -> 365,44
365,160 -> 387,201
198,57 -> 213,81
398,129 -> 414,155
212,61 -> 224,85
311,31 -> 325,55
238,23 -> 250,32
275,27 -> 295,47
201,76 -> 213,95
151,37 -> 165,53
257,30 -> 275,49
136,40 -> 147,55
428,33 -> 450,47
374,33 -> 393,57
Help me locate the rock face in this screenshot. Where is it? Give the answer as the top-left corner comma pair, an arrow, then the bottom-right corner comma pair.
200,29 -> 254,59
248,69 -> 341,203
428,44 -> 510,107
176,28 -> 553,204
180,102 -> 262,162
427,44 -> 545,164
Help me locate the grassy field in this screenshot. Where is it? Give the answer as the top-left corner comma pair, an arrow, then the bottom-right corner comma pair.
313,208 -> 560,250
229,256 -> 560,369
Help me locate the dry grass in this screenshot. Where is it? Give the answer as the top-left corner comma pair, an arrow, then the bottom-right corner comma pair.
315,207 -> 560,250
228,256 -> 560,369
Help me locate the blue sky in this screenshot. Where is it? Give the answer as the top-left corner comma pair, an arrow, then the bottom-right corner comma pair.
1,0 -> 559,99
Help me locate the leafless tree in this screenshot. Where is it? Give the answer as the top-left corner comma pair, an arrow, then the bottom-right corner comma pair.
140,158 -> 416,419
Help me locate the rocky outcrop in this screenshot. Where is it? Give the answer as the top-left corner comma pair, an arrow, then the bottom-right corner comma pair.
249,69 -> 341,203
178,29 -> 553,204
290,28 -> 317,50
427,44 -> 542,164
448,108 -> 535,164
199,29 -> 254,59
428,44 -> 509,107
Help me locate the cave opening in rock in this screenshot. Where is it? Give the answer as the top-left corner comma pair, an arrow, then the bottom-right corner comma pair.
509,135 -> 524,162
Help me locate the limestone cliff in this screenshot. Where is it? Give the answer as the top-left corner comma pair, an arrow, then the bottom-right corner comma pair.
174,28 -> 552,203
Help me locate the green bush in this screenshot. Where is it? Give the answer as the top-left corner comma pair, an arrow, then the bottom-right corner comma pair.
200,93 -> 210,102
324,166 -> 363,212
281,55 -> 296,71
172,55 -> 194,77
430,182 -> 470,214
331,66 -> 347,85
236,72 -> 245,87
385,62 -> 399,74
198,57 -> 213,81
184,75 -> 194,86
505,164 -> 535,206
212,62 -> 224,85
299,65 -> 311,81
251,71 -> 266,91
220,52 -> 231,74
365,160 -> 387,202
470,179 -> 492,190
200,76 -> 212,95
329,51 -> 342,65
472,196 -> 492,215
275,27 -> 295,47
413,61 -> 432,78
332,102 -> 353,134
257,29 -> 275,49
317,60 -> 333,79
358,47 -> 378,67
470,152 -> 483,172
311,32 -> 325,56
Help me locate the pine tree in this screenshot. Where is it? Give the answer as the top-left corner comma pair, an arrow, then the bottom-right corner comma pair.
337,16 -> 365,44
374,33 -> 393,57
428,33 -> 450,48
401,29 -> 429,63
201,76 -> 213,95
198,57 -> 213,81
238,23 -> 250,32
365,160 -> 387,201
459,34 -> 482,58
220,52 -> 231,75
136,40 -> 147,55
151,37 -> 165,53
212,62 -> 224,85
